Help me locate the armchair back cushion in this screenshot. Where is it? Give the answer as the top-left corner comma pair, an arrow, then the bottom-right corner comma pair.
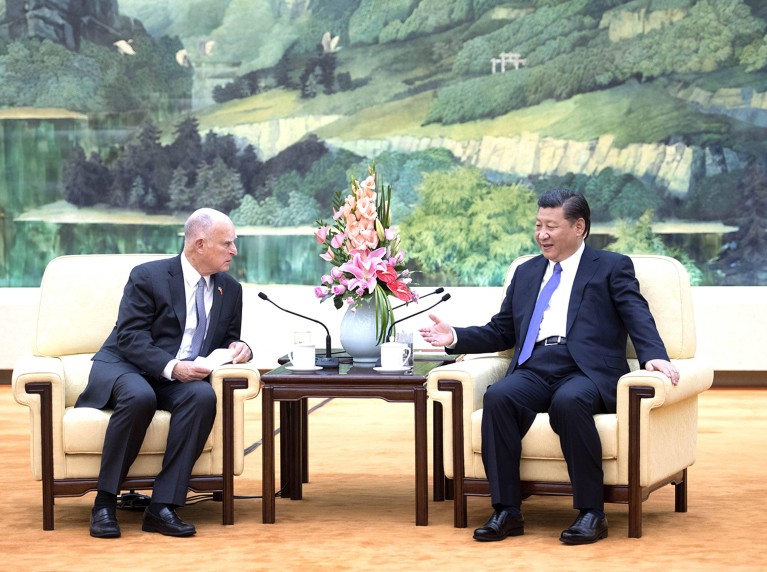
34,253 -> 173,406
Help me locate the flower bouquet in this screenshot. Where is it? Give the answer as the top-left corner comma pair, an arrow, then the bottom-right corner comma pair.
314,164 -> 415,344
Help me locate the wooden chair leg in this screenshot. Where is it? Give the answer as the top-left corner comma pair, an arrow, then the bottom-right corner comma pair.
675,468 -> 688,512
628,385 -> 654,539
222,377 -> 249,525
432,402 -> 445,502
26,382 -> 55,531
438,379 -> 468,528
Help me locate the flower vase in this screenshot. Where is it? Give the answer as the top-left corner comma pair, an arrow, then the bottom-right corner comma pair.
339,298 -> 382,367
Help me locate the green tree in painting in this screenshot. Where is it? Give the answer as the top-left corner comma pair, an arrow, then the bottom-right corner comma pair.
62,146 -> 112,207
169,116 -> 203,177
192,158 -> 245,213
167,167 -> 195,212
403,168 -> 538,286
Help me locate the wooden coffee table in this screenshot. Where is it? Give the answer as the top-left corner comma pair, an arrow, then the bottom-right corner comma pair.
260,355 -> 452,526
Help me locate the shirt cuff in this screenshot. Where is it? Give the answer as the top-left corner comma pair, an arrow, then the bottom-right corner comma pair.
446,327 -> 458,350
163,359 -> 179,381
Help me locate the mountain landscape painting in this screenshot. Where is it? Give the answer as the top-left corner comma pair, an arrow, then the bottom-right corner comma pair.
1,0 -> 766,288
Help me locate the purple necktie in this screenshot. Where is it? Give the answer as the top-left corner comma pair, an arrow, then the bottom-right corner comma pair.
188,277 -> 207,360
517,262 -> 562,365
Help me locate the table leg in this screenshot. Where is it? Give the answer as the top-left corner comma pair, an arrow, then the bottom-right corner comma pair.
279,402 -> 290,496
301,398 -> 309,483
262,386 -> 276,524
287,400 -> 303,500
414,386 -> 428,526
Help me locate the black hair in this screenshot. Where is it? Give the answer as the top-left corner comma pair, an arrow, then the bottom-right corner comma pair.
537,188 -> 591,239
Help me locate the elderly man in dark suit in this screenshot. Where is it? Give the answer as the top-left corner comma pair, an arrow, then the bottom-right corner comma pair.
420,189 -> 679,545
76,208 -> 252,538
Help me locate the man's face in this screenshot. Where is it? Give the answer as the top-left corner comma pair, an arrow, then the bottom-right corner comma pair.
535,206 -> 584,262
199,220 -> 238,275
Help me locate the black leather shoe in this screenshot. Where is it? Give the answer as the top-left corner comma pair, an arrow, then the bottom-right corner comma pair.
560,511 -> 608,545
473,510 -> 524,541
142,507 -> 196,537
90,507 -> 120,538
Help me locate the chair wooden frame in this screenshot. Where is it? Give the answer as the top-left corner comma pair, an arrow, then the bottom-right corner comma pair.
24,376 -> 250,531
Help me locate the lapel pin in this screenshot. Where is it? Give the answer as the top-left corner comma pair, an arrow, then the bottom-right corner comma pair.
218,287 -> 223,296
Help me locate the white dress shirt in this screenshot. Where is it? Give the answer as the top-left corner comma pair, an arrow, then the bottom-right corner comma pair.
535,241 -> 585,341
162,254 -> 213,379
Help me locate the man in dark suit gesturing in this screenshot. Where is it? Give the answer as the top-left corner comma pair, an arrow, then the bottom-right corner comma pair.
419,189 -> 679,545
76,208 -> 252,538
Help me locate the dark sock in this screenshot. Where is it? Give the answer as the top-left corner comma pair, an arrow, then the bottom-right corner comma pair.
149,502 -> 173,516
94,490 -> 117,511
493,503 -> 521,518
582,508 -> 605,519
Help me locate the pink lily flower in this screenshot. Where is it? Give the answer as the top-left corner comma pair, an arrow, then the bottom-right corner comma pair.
340,247 -> 387,295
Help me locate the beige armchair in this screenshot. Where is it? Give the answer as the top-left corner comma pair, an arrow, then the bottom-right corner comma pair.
12,254 -> 261,530
428,254 -> 713,538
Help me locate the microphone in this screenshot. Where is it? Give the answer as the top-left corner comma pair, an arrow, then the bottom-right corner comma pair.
258,292 -> 340,367
386,293 -> 451,341
392,287 -> 444,311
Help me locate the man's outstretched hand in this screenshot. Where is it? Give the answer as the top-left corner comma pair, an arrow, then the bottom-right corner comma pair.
419,314 -> 455,347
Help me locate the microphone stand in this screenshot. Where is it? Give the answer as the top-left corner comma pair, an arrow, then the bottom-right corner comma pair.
258,292 -> 340,367
392,287 -> 444,311
385,293 -> 451,342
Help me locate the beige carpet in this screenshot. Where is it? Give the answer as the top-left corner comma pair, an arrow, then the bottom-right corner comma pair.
0,386 -> 764,571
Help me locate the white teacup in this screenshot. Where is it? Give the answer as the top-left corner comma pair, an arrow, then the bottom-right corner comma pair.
380,341 -> 411,369
289,344 -> 316,369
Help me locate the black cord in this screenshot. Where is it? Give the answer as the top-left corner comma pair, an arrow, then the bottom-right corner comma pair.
119,397 -> 330,506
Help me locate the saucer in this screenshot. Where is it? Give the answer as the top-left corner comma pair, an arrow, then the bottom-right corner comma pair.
286,365 -> 322,373
373,366 -> 411,374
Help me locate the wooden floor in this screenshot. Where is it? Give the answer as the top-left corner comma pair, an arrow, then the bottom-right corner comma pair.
1,386 -> 765,571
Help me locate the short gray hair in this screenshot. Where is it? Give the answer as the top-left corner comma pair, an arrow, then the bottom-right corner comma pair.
184,208 -> 224,241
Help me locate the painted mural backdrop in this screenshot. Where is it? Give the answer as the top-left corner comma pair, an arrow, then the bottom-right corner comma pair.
1,0 -> 766,288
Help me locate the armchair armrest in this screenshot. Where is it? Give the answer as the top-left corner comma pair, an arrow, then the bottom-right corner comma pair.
617,357 -> 714,412
427,355 -> 510,415
208,362 -> 261,477
209,362 -> 261,401
11,356 -> 66,409
11,356 -> 67,482
427,355 -> 510,483
207,361 -> 261,525
615,357 -> 713,488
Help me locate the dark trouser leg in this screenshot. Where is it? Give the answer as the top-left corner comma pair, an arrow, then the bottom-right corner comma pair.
98,374 -> 157,494
150,380 -> 217,506
481,371 -> 550,509
548,375 -> 606,511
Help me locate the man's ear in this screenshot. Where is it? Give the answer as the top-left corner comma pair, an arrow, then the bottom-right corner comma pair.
576,218 -> 586,237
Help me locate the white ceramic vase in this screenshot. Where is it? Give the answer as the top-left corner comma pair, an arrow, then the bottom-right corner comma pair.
339,297 -> 382,367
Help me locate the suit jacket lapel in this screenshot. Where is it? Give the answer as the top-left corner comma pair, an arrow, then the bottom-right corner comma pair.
566,244 -> 599,334
518,256 -> 548,337
168,256 -> 187,331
